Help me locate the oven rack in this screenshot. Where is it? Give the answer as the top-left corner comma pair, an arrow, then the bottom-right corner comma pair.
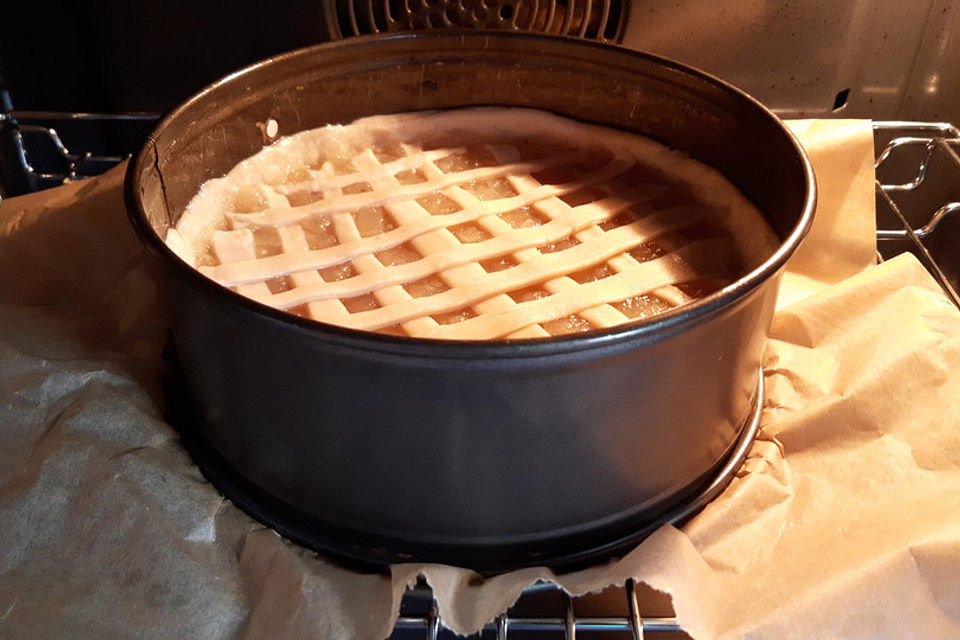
873,121 -> 960,309
1,113 -> 958,639
0,110 -> 157,199
392,578 -> 682,639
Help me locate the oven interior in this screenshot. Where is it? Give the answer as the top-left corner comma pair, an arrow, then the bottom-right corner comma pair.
2,2 -> 959,637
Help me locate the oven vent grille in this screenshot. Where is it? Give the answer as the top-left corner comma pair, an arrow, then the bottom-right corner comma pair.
329,0 -> 627,42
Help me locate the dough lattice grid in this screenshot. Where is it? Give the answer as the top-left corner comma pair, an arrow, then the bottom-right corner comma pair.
206,137 -> 724,339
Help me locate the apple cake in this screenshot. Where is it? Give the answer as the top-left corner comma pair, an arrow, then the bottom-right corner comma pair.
166,108 -> 779,339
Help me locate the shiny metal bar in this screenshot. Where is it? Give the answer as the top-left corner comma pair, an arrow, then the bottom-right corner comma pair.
3,110 -> 159,122
596,0 -> 612,41
564,595 -> 576,640
577,0 -> 591,37
873,121 -> 959,137
875,184 -> 960,308
627,579 -> 645,640
392,613 -> 683,634
560,0 -> 577,35
426,600 -> 440,640
877,201 -> 960,240
496,613 -> 508,640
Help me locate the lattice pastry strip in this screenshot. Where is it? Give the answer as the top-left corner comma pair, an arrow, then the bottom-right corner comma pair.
427,237 -> 734,340
347,146 -> 518,335
522,182 -> 690,326
228,151 -> 587,231
502,173 -> 629,331
317,205 -> 709,333
347,142 -> 630,339
436,144 -> 629,335
278,225 -> 350,322
452,186 -> 628,336
437,185 -> 552,339
209,145 -> 711,338
218,155 -> 695,305
172,108 -> 780,340
202,187 -> 662,294
205,152 -> 636,287
216,146 -> 677,316
275,147 -> 462,197
336,213 -> 437,336
437,184 -> 553,339
369,148 -> 552,338
215,203 -> 708,330
211,229 -> 272,304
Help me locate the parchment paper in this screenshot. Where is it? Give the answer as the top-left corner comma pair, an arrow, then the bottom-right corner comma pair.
2,120 -> 959,639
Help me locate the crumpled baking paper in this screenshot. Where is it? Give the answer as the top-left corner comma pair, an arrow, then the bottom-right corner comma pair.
2,120 -> 959,639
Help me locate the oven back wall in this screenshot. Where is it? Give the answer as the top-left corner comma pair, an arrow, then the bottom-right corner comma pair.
0,1 -> 335,113
621,0 -> 960,122
2,1 -> 958,119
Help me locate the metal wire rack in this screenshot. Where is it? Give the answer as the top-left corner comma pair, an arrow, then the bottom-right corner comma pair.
1,113 -> 958,637
873,121 -> 960,309
391,578 -> 683,639
0,110 -> 157,199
